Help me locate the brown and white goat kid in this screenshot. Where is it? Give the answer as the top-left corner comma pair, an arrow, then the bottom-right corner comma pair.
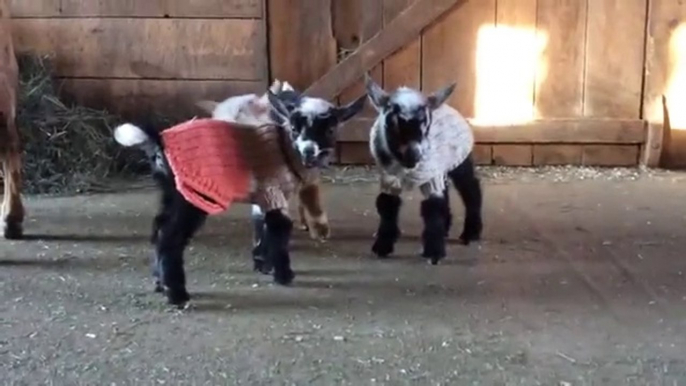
364,74 -> 483,265
0,1 -> 24,239
197,81 -> 331,244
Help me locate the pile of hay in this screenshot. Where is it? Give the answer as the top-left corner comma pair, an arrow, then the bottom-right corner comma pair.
16,55 -> 148,194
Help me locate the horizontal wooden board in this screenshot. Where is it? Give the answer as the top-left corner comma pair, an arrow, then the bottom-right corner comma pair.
492,145 -> 533,166
339,118 -> 648,144
12,18 -> 265,80
472,145 -> 493,165
582,145 -> 640,166
58,78 -> 265,119
533,145 -> 583,165
10,0 -> 263,18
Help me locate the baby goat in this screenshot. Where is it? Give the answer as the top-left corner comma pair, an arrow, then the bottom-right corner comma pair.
364,74 -> 483,265
114,87 -> 365,307
198,81 -> 332,244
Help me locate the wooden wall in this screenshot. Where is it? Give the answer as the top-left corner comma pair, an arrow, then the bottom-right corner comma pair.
9,0 -> 686,167
270,0 -> 686,168
9,0 -> 268,119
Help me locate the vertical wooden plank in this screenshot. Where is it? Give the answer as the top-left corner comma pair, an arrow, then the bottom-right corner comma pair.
471,0 -> 538,123
383,0 -> 421,90
268,0 -> 337,90
643,0 -> 686,167
584,0 -> 647,118
422,0 -> 496,118
534,0 -> 587,118
338,0 -> 383,105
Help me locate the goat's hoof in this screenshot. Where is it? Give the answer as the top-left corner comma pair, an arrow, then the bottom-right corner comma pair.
421,247 -> 446,263
253,258 -> 273,275
166,288 -> 191,307
274,268 -> 295,286
153,280 -> 164,293
308,221 -> 331,241
3,222 -> 23,240
372,240 -> 394,258
458,231 -> 481,245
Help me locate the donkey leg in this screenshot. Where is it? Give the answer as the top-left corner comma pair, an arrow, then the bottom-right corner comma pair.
2,147 -> 24,240
448,155 -> 483,245
156,198 -> 207,307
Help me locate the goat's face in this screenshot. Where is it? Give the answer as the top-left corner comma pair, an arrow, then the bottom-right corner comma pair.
365,74 -> 456,169
268,92 -> 366,168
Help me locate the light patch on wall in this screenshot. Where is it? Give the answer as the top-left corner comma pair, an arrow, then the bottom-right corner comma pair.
659,23 -> 686,130
472,25 -> 547,125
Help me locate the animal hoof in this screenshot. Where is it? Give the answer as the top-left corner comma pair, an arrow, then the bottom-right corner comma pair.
274,268 -> 295,286
166,288 -> 191,307
3,222 -> 23,240
372,240 -> 394,258
253,258 -> 273,275
421,246 -> 446,263
154,280 -> 164,293
309,221 -> 331,241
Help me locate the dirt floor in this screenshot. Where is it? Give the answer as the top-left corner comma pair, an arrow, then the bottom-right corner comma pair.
2,166 -> 686,385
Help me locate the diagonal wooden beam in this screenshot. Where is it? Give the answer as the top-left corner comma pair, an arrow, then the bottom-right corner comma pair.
305,0 -> 469,99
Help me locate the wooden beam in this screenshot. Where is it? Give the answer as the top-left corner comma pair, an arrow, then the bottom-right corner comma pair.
305,0 -> 469,99
474,119 -> 647,144
338,118 -> 648,144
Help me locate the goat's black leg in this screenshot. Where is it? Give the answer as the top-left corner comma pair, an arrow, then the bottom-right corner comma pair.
448,155 -> 483,245
421,195 -> 448,265
251,205 -> 272,275
443,183 -> 453,237
151,185 -> 175,292
263,209 -> 295,285
156,198 -> 207,307
372,193 -> 402,258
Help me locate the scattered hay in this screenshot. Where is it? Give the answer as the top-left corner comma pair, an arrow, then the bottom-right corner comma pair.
15,54 -> 148,195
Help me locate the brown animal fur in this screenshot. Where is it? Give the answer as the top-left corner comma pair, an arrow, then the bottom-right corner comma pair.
297,181 -> 329,240
0,0 -> 24,239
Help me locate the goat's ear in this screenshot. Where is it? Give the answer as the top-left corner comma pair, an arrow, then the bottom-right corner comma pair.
269,79 -> 283,94
267,90 -> 291,122
364,73 -> 389,111
335,94 -> 367,123
427,83 -> 456,110
282,81 -> 295,92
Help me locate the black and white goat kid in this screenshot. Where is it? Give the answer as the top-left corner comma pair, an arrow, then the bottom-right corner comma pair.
113,88 -> 365,307
364,74 -> 483,265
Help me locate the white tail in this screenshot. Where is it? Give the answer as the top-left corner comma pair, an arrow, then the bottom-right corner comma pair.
114,123 -> 149,147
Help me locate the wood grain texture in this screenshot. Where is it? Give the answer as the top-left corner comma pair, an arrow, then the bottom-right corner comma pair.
492,145 -> 533,166
12,18 -> 265,80
472,144 -> 492,165
582,145 -> 639,166
584,0 -> 646,118
59,78 -> 264,119
338,142 -> 375,164
11,0 -> 263,18
306,0 -> 468,99
422,0 -> 495,118
533,145 -> 582,165
268,0 -> 336,91
475,119 -> 646,144
477,0 -> 537,122
382,0 -> 420,90
535,0 -> 587,117
643,1 -> 686,167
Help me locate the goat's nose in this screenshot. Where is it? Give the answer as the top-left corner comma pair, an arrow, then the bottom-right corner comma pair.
303,147 -> 315,159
